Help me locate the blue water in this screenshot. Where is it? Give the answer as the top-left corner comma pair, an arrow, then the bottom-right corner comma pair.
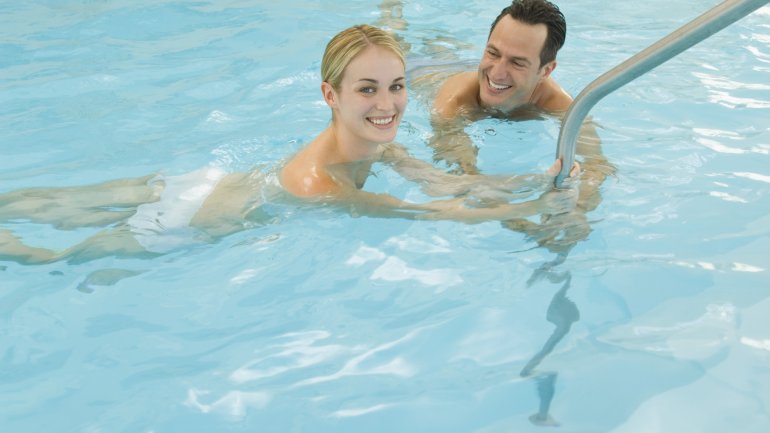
2,1 -> 770,432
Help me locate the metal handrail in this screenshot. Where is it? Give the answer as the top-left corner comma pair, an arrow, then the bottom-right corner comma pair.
554,0 -> 769,187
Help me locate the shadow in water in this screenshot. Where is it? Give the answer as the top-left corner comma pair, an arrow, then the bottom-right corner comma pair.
520,251 -> 581,426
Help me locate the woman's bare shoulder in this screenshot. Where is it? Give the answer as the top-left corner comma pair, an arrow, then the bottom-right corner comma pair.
280,152 -> 339,198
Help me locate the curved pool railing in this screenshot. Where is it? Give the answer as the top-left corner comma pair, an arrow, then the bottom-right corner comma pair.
554,0 -> 770,187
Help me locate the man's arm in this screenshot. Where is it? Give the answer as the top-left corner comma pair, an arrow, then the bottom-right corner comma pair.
428,116 -> 479,175
572,118 -> 616,213
430,72 -> 483,174
502,117 -> 616,253
432,71 -> 478,119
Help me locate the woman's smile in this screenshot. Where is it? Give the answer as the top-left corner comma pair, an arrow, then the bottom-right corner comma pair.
367,114 -> 397,128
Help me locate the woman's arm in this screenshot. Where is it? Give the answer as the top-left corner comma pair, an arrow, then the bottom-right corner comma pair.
330,185 -> 576,224
380,142 -> 553,200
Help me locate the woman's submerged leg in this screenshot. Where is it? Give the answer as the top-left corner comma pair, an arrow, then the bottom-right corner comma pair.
0,175 -> 163,229
0,225 -> 154,265
0,229 -> 57,264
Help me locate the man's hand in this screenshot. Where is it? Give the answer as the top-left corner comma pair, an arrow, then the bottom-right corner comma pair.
546,158 -> 580,178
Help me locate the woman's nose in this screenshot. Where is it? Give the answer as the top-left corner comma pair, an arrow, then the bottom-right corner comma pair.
375,91 -> 394,111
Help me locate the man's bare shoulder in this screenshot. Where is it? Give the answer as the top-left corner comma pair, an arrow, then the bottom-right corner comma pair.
433,71 -> 479,119
538,77 -> 573,113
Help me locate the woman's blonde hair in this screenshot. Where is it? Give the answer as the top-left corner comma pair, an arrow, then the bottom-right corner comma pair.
321,24 -> 405,90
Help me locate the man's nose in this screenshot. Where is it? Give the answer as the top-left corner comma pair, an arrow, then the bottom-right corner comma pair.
489,58 -> 506,79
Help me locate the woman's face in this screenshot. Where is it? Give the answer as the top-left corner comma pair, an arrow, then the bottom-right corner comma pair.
325,46 -> 407,148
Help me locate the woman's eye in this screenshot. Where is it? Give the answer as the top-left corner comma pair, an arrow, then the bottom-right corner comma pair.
390,83 -> 404,92
360,87 -> 376,94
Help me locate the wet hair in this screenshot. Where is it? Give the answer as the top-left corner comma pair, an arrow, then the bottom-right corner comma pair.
489,0 -> 566,68
321,24 -> 405,91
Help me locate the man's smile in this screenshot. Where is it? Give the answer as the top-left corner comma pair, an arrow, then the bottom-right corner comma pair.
488,77 -> 512,91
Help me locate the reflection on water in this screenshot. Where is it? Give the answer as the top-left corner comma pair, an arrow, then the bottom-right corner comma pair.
185,388 -> 271,419
599,303 -> 738,361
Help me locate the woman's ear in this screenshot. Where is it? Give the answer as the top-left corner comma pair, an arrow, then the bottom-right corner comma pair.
321,82 -> 337,108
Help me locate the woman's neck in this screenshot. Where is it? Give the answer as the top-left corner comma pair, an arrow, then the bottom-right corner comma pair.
328,123 -> 380,163
322,125 -> 377,189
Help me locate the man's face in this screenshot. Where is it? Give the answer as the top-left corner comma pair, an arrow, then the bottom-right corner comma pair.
477,15 -> 555,112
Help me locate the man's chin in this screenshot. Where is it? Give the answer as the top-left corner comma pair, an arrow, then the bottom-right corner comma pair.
479,94 -> 507,111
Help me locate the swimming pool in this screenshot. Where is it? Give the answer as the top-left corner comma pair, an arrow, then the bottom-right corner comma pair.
1,0 -> 769,431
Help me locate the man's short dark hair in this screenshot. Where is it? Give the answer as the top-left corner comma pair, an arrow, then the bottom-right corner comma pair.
489,0 -> 566,68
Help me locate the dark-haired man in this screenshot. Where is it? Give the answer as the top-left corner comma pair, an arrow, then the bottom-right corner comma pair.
430,0 -> 614,252
431,0 -> 573,173
435,0 -> 571,121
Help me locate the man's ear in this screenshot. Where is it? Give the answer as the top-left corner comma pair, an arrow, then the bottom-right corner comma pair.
321,82 -> 337,108
540,60 -> 557,79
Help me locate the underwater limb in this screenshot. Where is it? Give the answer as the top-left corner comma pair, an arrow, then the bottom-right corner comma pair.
61,227 -> 157,264
0,175 -> 162,229
0,225 -> 158,265
428,126 -> 479,175
503,209 -> 591,257
376,0 -> 408,31
0,229 -> 57,265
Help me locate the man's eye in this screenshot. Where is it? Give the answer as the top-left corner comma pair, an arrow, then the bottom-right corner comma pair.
486,50 -> 500,58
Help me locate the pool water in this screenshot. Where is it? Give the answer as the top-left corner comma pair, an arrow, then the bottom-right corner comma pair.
2,1 -> 769,432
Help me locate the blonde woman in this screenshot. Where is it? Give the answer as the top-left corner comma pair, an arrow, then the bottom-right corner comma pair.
0,24 -> 575,265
